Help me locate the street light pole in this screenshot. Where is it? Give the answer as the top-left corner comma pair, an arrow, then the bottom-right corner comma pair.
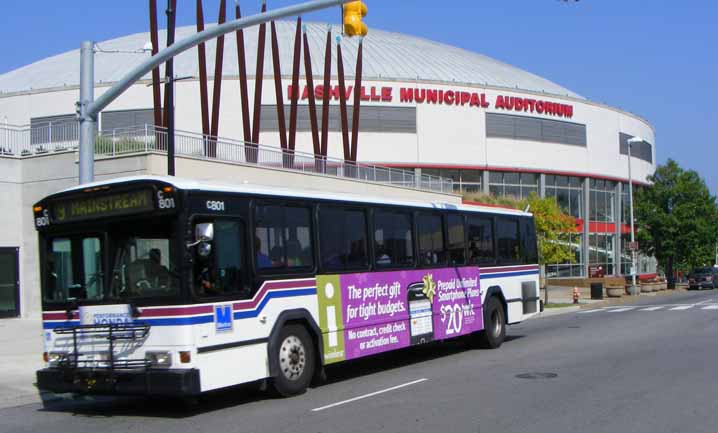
627,136 -> 643,296
166,0 -> 176,176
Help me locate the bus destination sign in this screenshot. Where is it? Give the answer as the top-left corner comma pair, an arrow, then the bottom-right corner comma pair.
51,188 -> 155,223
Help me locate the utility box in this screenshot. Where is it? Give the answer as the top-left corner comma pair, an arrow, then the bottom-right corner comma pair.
590,282 -> 604,300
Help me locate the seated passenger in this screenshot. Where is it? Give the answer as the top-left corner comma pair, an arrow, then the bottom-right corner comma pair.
255,236 -> 272,268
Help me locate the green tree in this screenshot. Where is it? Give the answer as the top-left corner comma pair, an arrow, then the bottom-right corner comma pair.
463,191 -> 576,271
520,193 -> 576,268
634,159 -> 718,287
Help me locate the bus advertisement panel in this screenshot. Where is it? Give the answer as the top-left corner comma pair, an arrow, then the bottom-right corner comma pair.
317,267 -> 482,364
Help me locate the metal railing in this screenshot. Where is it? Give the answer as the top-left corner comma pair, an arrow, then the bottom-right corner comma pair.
0,122 -> 454,193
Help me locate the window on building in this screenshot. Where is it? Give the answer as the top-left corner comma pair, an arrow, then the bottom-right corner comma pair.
447,214 -> 466,265
30,114 -> 79,145
545,175 -> 584,219
417,213 -> 446,266
486,113 -> 587,147
489,172 -> 539,199
619,133 -> 653,163
254,204 -> 314,271
496,218 -> 521,263
261,105 -> 416,134
467,216 -> 494,264
374,210 -> 414,267
318,207 -> 369,271
101,109 -> 157,133
422,168 -> 482,194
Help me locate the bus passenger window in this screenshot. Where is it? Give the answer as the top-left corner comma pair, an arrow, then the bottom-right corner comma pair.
447,214 -> 466,265
374,210 -> 414,268
319,207 -> 369,271
467,216 -> 495,264
417,213 -> 446,266
254,205 -> 314,271
521,218 -> 538,264
497,218 -> 521,263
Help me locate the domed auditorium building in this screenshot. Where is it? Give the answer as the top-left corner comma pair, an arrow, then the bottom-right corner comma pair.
0,22 -> 655,317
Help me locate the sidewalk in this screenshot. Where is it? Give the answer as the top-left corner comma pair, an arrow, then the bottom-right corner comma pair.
541,284 -> 689,308
0,319 -> 46,409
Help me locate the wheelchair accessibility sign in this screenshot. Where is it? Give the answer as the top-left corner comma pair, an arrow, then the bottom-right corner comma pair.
214,304 -> 233,332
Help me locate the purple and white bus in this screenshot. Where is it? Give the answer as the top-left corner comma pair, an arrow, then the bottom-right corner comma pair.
34,176 -> 540,397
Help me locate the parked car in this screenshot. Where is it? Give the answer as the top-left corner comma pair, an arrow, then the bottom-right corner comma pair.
688,267 -> 718,290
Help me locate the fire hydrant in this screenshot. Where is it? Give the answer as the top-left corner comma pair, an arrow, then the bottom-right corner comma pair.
572,287 -> 580,304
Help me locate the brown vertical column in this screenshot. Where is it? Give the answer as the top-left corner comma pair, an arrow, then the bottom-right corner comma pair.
162,0 -> 177,134
350,38 -> 363,163
235,1 -> 252,161
250,1 -> 268,163
287,17 -> 302,168
149,0 -> 163,129
319,27 -> 332,171
208,0 -> 227,158
336,38 -> 350,161
303,27 -> 321,168
196,0 -> 210,139
270,21 -> 288,153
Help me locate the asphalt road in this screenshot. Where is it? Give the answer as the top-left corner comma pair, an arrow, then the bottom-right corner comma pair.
3,290 -> 718,433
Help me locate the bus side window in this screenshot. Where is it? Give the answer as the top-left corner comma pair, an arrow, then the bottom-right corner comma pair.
447,214 -> 466,265
416,213 -> 446,267
373,209 -> 414,268
496,217 -> 521,263
467,215 -> 495,264
318,206 -> 369,272
522,218 -> 539,264
254,204 -> 314,271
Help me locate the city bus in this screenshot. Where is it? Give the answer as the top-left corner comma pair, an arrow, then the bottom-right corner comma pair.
34,175 -> 540,397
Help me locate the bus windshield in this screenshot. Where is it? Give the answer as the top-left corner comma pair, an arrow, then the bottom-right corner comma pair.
43,219 -> 179,304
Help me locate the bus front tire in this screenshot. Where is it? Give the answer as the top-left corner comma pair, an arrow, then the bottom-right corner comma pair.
475,296 -> 506,349
271,324 -> 315,397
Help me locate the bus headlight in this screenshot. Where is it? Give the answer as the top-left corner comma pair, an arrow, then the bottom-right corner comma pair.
145,351 -> 172,368
47,352 -> 69,367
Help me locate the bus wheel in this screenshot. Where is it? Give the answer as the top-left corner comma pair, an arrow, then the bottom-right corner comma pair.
272,324 -> 315,397
476,296 -> 506,349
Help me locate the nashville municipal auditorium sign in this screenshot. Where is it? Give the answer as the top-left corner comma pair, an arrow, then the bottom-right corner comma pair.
287,84 -> 575,118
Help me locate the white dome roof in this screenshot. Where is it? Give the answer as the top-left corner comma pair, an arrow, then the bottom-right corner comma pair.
0,21 -> 581,99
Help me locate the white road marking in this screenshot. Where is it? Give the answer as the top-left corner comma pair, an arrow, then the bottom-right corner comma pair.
608,307 -> 635,312
695,299 -> 713,305
311,378 -> 429,412
701,305 -> 718,310
669,305 -> 693,311
640,306 -> 665,311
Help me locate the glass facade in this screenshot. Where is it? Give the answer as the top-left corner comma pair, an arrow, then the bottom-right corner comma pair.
422,168 -> 482,194
410,167 -> 657,278
545,175 -> 583,219
588,179 -> 617,275
489,172 -> 538,199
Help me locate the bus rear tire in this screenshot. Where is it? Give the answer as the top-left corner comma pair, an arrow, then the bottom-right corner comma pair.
475,296 -> 506,349
271,324 -> 315,397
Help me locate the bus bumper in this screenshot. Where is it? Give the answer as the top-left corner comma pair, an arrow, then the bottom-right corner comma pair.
36,368 -> 201,396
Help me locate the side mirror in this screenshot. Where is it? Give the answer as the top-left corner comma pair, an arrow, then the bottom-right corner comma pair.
195,223 -> 214,243
187,223 -> 214,248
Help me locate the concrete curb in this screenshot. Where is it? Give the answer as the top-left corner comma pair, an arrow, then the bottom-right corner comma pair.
537,306 -> 581,318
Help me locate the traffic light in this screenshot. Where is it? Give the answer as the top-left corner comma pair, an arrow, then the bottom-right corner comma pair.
343,1 -> 368,37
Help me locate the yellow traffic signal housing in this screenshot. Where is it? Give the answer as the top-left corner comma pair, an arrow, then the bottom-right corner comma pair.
343,1 -> 368,37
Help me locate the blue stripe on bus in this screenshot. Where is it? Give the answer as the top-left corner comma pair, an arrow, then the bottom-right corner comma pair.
42,288 -> 318,329
233,288 -> 317,320
480,270 -> 539,279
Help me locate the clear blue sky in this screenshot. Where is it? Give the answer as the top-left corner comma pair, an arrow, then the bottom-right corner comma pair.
1,1 -> 716,192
